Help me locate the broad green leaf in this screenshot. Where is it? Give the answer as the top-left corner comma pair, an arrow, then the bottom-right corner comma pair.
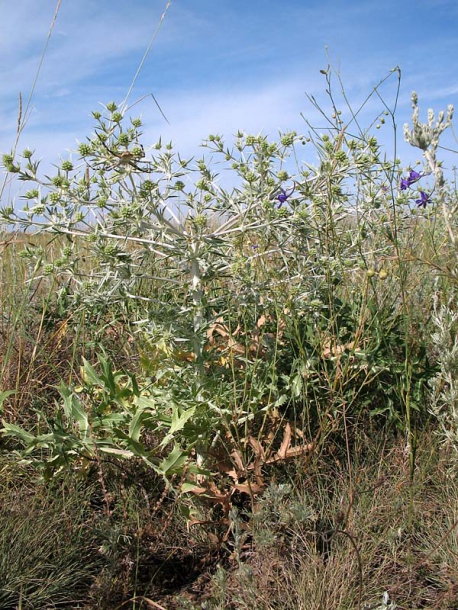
82,357 -> 103,387
98,353 -> 117,395
0,390 -> 15,412
170,406 -> 196,434
111,428 -> 152,458
1,422 -> 35,445
129,409 -> 151,443
134,395 -> 156,411
274,394 -> 289,407
291,373 -> 303,398
59,384 -> 88,432
59,384 -> 74,420
159,443 -> 188,474
70,395 -> 89,434
181,480 -> 208,493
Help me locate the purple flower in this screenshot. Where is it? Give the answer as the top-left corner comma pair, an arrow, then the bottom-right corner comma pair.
276,184 -> 295,207
415,191 -> 431,208
400,178 -> 410,190
400,170 -> 422,190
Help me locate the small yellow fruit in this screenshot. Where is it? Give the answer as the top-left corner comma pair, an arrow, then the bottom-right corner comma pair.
378,269 -> 388,280
367,268 -> 376,278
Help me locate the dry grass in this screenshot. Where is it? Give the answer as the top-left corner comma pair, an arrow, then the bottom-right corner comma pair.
170,431 -> 458,610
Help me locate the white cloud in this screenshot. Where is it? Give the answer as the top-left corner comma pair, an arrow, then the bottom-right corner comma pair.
1,0 -> 458,196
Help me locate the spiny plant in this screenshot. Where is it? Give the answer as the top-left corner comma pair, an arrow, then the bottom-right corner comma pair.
0,69 -> 451,503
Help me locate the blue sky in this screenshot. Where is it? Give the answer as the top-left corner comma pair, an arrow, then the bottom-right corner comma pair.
1,0 -> 458,187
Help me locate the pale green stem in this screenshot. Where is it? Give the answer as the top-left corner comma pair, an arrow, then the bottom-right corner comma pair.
190,244 -> 204,371
424,149 -> 456,248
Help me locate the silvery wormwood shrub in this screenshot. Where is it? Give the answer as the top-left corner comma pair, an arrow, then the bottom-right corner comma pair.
403,93 -> 458,456
429,291 -> 458,457
0,101 -> 409,481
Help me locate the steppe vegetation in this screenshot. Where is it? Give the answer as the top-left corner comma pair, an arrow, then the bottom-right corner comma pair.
2,66 -> 458,609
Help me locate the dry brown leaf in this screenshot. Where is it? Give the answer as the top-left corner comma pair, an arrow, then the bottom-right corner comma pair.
230,447 -> 246,472
257,314 -> 267,328
277,422 -> 292,459
233,482 -> 264,495
282,444 -> 314,458
248,436 -> 266,460
322,340 -> 356,358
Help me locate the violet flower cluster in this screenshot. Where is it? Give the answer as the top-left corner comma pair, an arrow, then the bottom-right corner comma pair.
400,170 -> 422,190
276,184 -> 295,207
400,170 -> 431,208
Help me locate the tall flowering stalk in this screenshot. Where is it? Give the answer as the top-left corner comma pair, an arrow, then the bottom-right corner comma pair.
404,92 -> 454,241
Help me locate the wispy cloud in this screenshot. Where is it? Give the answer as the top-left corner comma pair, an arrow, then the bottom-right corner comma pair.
1,0 -> 457,188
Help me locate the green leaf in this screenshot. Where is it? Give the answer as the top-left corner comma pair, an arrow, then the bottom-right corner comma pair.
160,404 -> 196,447
0,390 -> 15,412
171,405 -> 196,434
111,428 -> 152,460
159,443 -> 188,475
181,481 -> 203,493
72,396 -> 89,435
59,385 -> 89,434
291,373 -> 304,398
59,384 -> 74,420
1,422 -> 35,445
134,395 -> 157,411
129,409 -> 151,443
98,353 -> 119,397
274,394 -> 289,407
82,357 -> 103,387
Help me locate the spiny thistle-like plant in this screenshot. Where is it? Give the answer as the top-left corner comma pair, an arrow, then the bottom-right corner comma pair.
0,105 -> 305,369
0,71 -> 438,486
0,103 -> 316,479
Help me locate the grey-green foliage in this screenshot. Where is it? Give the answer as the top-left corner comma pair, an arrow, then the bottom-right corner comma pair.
429,290 -> 458,455
404,92 -> 456,245
0,101 -> 395,335
1,104 -> 310,364
403,95 -> 458,445
404,91 -> 453,156
0,86 -> 438,484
